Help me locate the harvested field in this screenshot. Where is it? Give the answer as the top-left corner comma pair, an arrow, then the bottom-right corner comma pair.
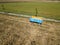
0,14 -> 60,45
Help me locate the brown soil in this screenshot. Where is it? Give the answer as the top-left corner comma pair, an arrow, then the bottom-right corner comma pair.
0,14 -> 60,45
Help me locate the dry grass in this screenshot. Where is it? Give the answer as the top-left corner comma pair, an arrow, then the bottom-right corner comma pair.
0,14 -> 60,45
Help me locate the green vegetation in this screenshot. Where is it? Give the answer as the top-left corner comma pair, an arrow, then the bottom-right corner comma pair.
0,2 -> 60,20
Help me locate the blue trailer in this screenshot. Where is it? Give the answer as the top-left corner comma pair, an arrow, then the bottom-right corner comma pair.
29,16 -> 43,24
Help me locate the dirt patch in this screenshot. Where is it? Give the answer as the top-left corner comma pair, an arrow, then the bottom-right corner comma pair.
0,14 -> 60,45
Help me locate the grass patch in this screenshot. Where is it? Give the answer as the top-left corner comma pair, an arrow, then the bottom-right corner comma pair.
0,2 -> 60,20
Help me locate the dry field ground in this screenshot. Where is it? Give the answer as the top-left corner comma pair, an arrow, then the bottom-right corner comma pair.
0,14 -> 60,45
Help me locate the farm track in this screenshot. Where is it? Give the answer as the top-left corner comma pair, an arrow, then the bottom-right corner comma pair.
0,0 -> 60,3
0,12 -> 60,22
0,14 -> 60,45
